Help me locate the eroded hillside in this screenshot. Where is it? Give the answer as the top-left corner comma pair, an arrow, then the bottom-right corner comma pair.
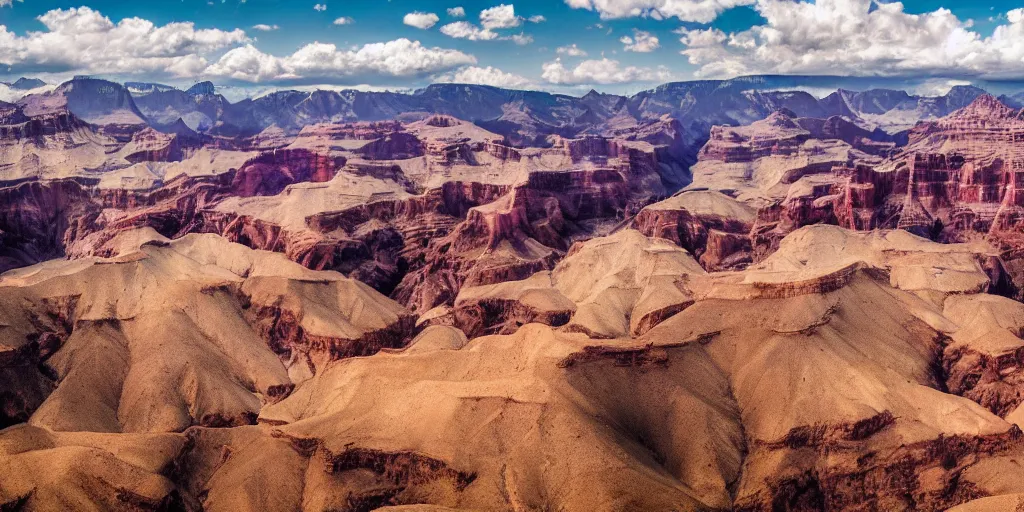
5,78 -> 1024,512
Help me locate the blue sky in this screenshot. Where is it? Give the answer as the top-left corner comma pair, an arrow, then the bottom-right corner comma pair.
0,0 -> 1022,95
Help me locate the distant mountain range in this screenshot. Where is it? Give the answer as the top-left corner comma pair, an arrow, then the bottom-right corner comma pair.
4,74 -> 1019,173
4,77 -> 46,90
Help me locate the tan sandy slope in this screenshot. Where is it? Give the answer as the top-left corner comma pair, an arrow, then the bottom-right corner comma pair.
4,226 -> 1024,510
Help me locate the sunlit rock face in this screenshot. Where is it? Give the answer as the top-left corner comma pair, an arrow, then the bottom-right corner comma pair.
5,224 -> 1024,512
7,77 -> 1024,512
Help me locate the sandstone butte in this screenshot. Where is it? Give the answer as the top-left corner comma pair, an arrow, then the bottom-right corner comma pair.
3,78 -> 1024,511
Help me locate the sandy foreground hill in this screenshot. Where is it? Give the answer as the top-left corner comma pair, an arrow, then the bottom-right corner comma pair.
2,224 -> 1024,511
5,80 -> 1024,511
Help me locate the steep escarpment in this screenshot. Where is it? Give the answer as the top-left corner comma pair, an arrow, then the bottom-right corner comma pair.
391,166 -> 649,315
9,76 -> 1024,512
0,178 -> 99,272
0,233 -> 415,435
634,96 -> 1024,283
451,229 -> 706,338
0,114 -> 679,308
634,190 -> 757,270
8,225 -> 1024,511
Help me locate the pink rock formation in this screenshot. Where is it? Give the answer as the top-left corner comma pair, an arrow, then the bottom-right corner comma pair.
638,98 -> 1024,284
231,149 -> 342,197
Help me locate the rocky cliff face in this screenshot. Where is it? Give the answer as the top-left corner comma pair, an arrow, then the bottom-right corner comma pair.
230,149 -> 342,197
11,225 -> 1020,511
389,167 -> 638,315
7,75 -> 1024,512
0,179 -> 99,272
19,77 -> 148,127
636,96 -> 1024,287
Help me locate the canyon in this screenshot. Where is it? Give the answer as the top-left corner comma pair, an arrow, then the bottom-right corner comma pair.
3,76 -> 1024,511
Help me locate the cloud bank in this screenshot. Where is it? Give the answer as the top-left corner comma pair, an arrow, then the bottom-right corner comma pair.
679,0 -> 1024,79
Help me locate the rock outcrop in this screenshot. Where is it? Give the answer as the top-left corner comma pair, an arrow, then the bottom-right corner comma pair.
8,77 -> 1024,512
0,232 -> 415,434
6,225 -> 1024,511
633,96 -> 1024,284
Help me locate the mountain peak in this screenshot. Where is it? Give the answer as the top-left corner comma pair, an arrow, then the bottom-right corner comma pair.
947,84 -> 986,95
774,107 -> 798,118
186,81 -> 216,96
953,94 -> 1016,119
10,77 -> 46,90
162,117 -> 201,139
763,107 -> 801,129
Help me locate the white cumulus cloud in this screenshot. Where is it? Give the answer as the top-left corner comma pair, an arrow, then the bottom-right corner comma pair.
565,0 -> 755,23
252,24 -> 278,31
620,29 -> 659,52
447,6 -> 466,17
313,3 -> 327,11
403,12 -> 440,29
678,0 -> 1024,79
557,44 -> 588,57
541,57 -> 673,85
0,7 -> 247,77
440,5 -> 536,44
333,17 -> 354,25
205,39 -> 476,83
509,33 -> 534,45
480,4 -> 522,29
439,21 -> 498,40
438,65 -> 531,88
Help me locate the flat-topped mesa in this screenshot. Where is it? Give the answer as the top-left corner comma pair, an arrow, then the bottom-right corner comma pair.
448,169 -> 631,255
279,121 -> 407,153
0,110 -> 88,141
423,139 -> 477,165
424,114 -> 458,128
95,170 -> 232,210
634,190 -> 757,271
568,136 -> 661,178
121,125 -> 203,163
528,168 -> 633,220
560,135 -> 619,162
482,140 -> 522,161
700,110 -> 811,163
231,148 -> 343,197
307,180 -> 510,235
298,120 -> 402,141
354,132 -> 424,161
906,94 -> 1024,163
